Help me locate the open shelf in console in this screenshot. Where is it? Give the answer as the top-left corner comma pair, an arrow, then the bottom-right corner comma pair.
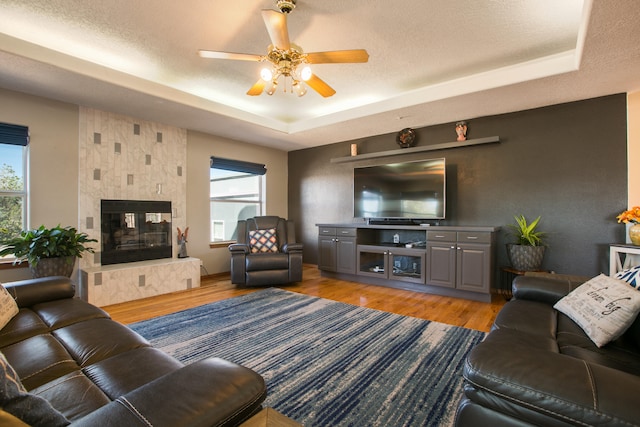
357,228 -> 427,249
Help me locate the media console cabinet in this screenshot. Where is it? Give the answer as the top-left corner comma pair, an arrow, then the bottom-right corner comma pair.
317,224 -> 500,302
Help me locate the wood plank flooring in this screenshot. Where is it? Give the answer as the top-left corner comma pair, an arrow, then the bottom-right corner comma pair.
103,264 -> 506,332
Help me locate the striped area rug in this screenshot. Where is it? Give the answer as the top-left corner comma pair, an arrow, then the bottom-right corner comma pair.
130,288 -> 485,426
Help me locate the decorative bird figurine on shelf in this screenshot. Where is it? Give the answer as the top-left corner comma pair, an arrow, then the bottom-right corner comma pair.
177,227 -> 189,258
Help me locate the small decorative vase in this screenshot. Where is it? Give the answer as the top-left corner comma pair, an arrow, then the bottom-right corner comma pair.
629,223 -> 640,245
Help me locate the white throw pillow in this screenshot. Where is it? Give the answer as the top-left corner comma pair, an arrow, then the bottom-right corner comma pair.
554,274 -> 640,347
0,284 -> 19,329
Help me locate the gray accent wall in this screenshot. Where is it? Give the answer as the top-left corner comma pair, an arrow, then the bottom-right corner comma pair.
288,94 -> 628,277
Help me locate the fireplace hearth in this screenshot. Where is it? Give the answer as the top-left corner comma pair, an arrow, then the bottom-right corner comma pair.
101,199 -> 172,265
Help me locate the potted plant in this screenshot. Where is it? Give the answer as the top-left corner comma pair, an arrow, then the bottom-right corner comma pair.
506,215 -> 546,271
616,206 -> 640,245
0,224 -> 97,278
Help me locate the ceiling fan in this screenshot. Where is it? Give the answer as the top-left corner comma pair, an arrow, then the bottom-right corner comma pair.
198,0 -> 369,98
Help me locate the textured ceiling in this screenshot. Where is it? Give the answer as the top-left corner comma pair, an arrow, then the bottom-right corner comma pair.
0,1 -> 639,151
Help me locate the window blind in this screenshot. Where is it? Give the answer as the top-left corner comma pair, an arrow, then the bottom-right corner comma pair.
0,123 -> 29,146
210,157 -> 267,175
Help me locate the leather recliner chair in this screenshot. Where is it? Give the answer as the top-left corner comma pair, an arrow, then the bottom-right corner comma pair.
229,216 -> 303,286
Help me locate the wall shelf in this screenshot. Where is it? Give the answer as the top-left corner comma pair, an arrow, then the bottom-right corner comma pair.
330,135 -> 500,163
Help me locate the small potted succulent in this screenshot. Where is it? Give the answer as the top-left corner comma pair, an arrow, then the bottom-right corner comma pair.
0,224 -> 97,278
506,215 -> 546,271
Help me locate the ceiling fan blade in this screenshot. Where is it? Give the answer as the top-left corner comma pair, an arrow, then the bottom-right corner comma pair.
305,74 -> 336,98
306,49 -> 369,64
261,10 -> 291,50
198,50 -> 262,62
246,79 -> 266,96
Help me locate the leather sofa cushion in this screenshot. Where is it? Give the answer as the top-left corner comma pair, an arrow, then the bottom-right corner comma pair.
33,298 -> 109,329
30,370 -> 110,421
246,253 -> 289,271
3,334 -> 79,390
0,310 -> 49,348
84,347 -> 183,399
465,328 -> 640,426
492,299 -> 558,339
53,318 -> 149,366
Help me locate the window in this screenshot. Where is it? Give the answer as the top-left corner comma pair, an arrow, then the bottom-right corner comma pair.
0,123 -> 29,241
210,157 -> 266,243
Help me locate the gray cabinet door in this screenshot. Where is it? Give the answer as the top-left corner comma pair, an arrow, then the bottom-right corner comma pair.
318,236 -> 337,271
457,243 -> 491,292
336,237 -> 357,274
426,243 -> 456,288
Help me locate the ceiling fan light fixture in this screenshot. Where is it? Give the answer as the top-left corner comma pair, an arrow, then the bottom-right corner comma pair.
266,81 -> 278,95
293,81 -> 307,97
276,0 -> 296,14
260,67 -> 273,81
300,65 -> 312,81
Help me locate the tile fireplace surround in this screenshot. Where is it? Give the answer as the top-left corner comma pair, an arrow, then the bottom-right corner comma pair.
78,107 -> 200,307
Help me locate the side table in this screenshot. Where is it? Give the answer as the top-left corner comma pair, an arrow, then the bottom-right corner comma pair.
609,244 -> 640,276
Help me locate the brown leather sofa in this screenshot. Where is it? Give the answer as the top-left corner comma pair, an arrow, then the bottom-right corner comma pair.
229,216 -> 303,286
455,275 -> 640,426
0,276 -> 266,426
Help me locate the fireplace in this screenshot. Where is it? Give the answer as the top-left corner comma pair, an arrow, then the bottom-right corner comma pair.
101,199 -> 172,265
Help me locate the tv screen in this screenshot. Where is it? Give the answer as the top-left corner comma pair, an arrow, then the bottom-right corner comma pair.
353,158 -> 446,220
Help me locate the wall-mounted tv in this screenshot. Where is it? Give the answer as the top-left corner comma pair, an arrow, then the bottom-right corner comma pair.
353,158 -> 446,221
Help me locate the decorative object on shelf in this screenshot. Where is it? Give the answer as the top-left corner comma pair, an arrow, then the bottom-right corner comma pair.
455,121 -> 468,141
506,215 -> 546,271
177,227 -> 189,258
0,225 -> 97,278
616,206 -> 640,245
396,128 -> 416,148
351,143 -> 358,156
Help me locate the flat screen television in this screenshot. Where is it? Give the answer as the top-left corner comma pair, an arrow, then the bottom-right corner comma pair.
353,158 -> 446,221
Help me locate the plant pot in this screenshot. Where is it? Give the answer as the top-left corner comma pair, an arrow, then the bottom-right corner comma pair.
29,256 -> 76,278
506,244 -> 545,272
629,224 -> 640,245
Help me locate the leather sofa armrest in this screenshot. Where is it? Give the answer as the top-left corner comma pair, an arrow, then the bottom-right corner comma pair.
464,329 -> 640,426
71,357 -> 266,427
3,276 -> 75,308
512,275 -> 576,305
228,243 -> 250,254
282,243 -> 303,253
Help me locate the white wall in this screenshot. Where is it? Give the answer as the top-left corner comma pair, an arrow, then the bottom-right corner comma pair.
186,130 -> 288,275
0,88 -> 79,281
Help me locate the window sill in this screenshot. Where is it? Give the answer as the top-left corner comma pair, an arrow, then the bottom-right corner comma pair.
0,260 -> 28,270
210,241 -> 236,249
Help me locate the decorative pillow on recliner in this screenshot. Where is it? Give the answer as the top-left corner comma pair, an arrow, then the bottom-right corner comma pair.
0,352 -> 70,426
554,274 -> 640,347
249,228 -> 279,253
614,265 -> 640,289
0,284 -> 19,329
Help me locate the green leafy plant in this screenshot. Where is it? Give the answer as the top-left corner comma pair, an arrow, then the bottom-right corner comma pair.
508,215 -> 545,246
0,224 -> 97,267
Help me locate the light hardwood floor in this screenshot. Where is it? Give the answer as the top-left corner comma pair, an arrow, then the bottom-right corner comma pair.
103,264 -> 506,332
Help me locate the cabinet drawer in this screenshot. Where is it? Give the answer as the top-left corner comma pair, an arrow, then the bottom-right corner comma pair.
319,227 -> 336,236
457,232 -> 491,244
427,231 -> 457,242
336,228 -> 357,237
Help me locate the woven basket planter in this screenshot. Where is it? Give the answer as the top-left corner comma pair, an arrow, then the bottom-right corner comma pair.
506,244 -> 545,272
29,256 -> 76,278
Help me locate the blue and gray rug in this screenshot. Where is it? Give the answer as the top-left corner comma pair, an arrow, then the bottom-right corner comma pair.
130,288 -> 485,426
